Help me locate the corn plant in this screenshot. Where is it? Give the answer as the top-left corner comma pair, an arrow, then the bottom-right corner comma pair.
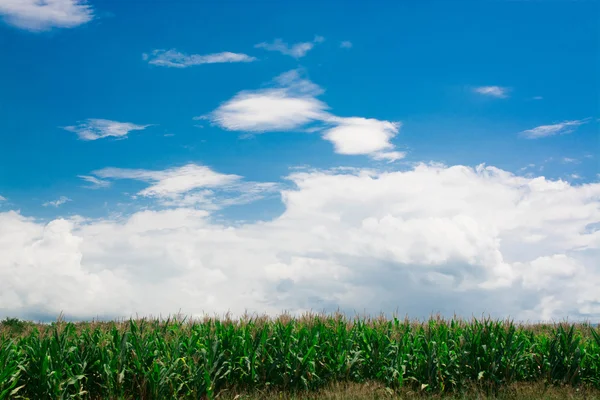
0,315 -> 598,399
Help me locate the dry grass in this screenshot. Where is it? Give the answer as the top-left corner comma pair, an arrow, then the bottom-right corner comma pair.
218,381 -> 600,399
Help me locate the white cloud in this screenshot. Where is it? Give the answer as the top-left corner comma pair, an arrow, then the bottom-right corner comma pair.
0,195 -> 5,201
208,92 -> 326,132
0,0 -> 93,31
143,49 -> 256,68
205,70 -> 328,132
474,86 -> 509,98
322,117 -> 400,155
63,119 -> 152,141
89,163 -> 277,208
562,157 -> 579,164
520,119 -> 590,139
93,164 -> 240,198
1,163 -> 599,322
78,175 -> 110,189
206,70 -> 403,160
372,151 -> 407,162
340,41 -> 353,49
519,163 -> 536,172
255,35 -> 324,58
532,96 -> 543,100
43,196 -> 72,207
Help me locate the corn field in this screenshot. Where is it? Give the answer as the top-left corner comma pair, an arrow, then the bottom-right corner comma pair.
1,314 -> 599,399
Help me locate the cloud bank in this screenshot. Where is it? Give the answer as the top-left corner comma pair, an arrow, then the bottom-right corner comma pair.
1,163 -> 599,323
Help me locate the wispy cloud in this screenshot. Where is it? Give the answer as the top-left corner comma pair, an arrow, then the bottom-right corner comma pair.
204,69 -> 403,161
562,157 -> 579,164
93,164 -> 240,198
0,0 -> 93,31
519,163 -> 537,172
520,118 -> 590,139
89,163 -> 276,208
474,86 -> 509,98
0,195 -> 5,201
143,49 -> 256,68
371,151 -> 406,162
63,119 -> 152,141
255,35 -> 324,58
43,196 -> 72,207
78,175 -> 111,189
340,41 -> 353,49
532,96 -> 543,100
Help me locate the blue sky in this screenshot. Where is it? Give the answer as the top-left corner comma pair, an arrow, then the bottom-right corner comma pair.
1,0 -> 598,219
0,0 -> 599,322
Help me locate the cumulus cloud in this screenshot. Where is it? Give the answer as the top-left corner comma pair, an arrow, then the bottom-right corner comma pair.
43,196 -> 72,207
0,0 -> 93,31
205,70 -> 403,160
474,86 -> 509,98
520,119 -> 590,139
0,195 -> 5,201
143,49 -> 256,68
63,119 -> 152,141
78,175 -> 110,189
1,163 -> 599,322
322,117 -> 401,156
205,76 -> 327,132
255,35 -> 324,58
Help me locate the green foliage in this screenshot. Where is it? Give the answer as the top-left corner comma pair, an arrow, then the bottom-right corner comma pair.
0,315 -> 598,399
